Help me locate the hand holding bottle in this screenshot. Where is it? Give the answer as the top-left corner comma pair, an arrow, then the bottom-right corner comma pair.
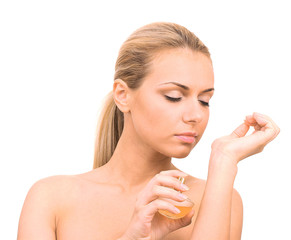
119,170 -> 194,240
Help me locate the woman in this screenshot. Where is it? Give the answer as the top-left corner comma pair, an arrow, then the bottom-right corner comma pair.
17,22 -> 280,240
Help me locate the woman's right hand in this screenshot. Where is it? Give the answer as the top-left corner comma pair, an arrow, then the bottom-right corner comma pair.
120,170 -> 194,240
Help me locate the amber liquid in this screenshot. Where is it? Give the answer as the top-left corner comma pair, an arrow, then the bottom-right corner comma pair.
158,205 -> 193,219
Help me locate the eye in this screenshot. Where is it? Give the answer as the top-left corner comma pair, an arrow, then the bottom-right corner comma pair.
165,95 -> 182,102
199,100 -> 210,107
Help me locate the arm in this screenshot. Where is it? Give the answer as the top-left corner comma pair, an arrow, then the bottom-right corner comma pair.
191,151 -> 243,240
17,178 -> 58,240
191,112 -> 279,240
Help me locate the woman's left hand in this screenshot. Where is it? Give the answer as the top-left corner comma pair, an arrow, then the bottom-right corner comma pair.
211,112 -> 280,163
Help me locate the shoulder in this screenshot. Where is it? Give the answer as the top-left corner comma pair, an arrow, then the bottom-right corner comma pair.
23,175 -> 79,212
26,173 -> 99,203
28,175 -> 78,196
19,174 -> 93,223
23,173 -> 100,216
18,175 -> 79,239
26,169 -> 108,204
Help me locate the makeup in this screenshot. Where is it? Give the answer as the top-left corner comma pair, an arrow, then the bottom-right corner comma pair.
158,177 -> 194,219
175,135 -> 195,143
175,132 -> 197,144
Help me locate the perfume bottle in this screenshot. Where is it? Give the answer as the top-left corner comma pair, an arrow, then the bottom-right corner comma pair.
158,177 -> 194,219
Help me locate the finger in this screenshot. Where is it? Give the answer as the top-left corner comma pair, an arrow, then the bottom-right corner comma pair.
138,174 -> 190,205
179,209 -> 195,227
148,171 -> 189,193
253,112 -> 270,128
253,112 -> 279,130
245,115 -> 257,126
168,209 -> 195,232
254,112 -> 280,132
230,123 -> 250,138
246,113 -> 280,136
245,113 -> 276,128
241,113 -> 280,149
251,113 -> 280,142
153,185 -> 188,202
141,199 -> 181,220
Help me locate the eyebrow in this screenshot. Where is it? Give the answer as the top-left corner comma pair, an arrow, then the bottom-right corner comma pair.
159,82 -> 214,93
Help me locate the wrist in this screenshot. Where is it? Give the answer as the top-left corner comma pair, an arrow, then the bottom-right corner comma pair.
209,149 -> 238,178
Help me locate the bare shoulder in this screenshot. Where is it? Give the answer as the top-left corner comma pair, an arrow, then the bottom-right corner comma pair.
26,175 -> 80,202
30,174 -> 75,189
25,172 -> 101,207
20,174 -> 82,217
18,175 -> 79,239
18,172 -> 104,239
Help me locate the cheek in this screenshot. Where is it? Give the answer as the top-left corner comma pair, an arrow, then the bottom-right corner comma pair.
132,98 -> 210,137
199,110 -> 209,133
131,96 -> 177,140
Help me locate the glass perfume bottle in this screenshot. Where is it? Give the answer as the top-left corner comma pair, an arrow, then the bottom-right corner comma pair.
158,177 -> 194,219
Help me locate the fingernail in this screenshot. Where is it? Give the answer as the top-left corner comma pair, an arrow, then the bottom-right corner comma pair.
178,193 -> 188,200
174,207 -> 181,214
181,184 -> 190,191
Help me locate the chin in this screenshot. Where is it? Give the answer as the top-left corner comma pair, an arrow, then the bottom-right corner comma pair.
171,151 -> 191,158
167,142 -> 198,158
161,146 -> 193,159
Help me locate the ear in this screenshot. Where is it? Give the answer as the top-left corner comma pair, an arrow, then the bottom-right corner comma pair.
113,79 -> 131,113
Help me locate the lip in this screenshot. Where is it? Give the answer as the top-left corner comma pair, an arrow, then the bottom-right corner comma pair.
175,132 -> 198,144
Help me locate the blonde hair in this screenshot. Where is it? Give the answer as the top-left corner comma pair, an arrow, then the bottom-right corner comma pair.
93,22 -> 211,168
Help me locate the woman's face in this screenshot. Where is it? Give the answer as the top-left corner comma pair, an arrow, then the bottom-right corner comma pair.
128,48 -> 214,158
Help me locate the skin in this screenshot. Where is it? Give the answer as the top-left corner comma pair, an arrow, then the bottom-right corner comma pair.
17,48 -> 280,240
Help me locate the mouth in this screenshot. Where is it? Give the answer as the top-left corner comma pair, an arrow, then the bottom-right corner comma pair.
174,132 -> 198,144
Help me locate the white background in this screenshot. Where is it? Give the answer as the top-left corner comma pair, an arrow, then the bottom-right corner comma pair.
1,0 -> 290,239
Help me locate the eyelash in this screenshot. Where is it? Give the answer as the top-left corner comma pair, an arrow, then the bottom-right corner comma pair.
165,96 -> 210,107
165,96 -> 182,102
200,101 -> 210,107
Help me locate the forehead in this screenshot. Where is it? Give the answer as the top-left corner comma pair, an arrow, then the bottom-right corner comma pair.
143,48 -> 214,89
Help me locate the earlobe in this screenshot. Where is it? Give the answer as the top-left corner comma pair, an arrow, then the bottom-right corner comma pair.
113,79 -> 130,113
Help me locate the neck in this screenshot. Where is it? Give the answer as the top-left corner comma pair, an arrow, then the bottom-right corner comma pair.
102,125 -> 177,190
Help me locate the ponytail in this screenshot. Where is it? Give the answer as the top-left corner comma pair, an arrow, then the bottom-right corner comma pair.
93,92 -> 124,168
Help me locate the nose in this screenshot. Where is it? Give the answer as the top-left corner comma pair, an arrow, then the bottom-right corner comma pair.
182,101 -> 204,124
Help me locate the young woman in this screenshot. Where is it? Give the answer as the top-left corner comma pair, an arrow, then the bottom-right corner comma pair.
17,22 -> 280,240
